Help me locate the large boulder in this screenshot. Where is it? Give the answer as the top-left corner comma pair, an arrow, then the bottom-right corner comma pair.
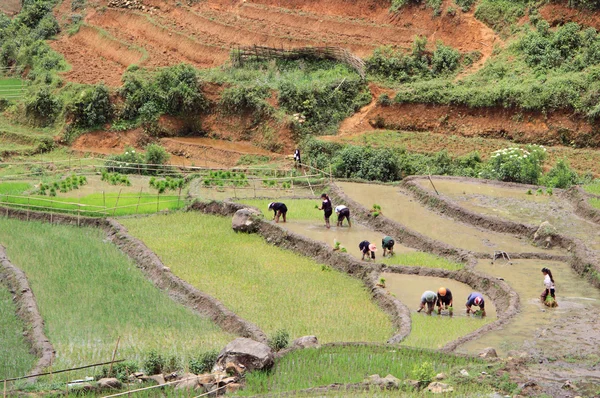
232,208 -> 262,233
214,338 -> 274,372
533,221 -> 558,248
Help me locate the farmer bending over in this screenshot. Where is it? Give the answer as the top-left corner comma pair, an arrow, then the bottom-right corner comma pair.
417,290 -> 437,315
437,287 -> 453,316
268,202 -> 287,223
466,292 -> 486,317
318,193 -> 332,229
359,240 -> 376,261
541,267 -> 557,305
335,205 -> 351,227
382,236 -> 395,257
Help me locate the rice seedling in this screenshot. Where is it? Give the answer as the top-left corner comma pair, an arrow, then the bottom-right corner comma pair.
401,314 -> 492,349
238,345 -> 494,396
149,176 -> 185,193
0,182 -> 31,195
0,285 -> 37,380
381,252 -> 464,271
235,199 -> 322,221
121,212 -> 393,342
0,218 -> 234,380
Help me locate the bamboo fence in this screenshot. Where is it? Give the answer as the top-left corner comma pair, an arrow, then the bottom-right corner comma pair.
231,45 -> 366,79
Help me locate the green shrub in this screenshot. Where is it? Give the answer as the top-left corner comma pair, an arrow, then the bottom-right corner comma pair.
411,361 -> 435,385
25,87 -> 62,126
189,350 -> 219,375
219,85 -> 271,115
432,43 -> 461,75
96,360 -> 139,382
67,84 -> 113,128
143,350 -> 165,376
455,0 -> 475,12
474,0 -> 527,34
333,146 -> 401,182
71,0 -> 85,11
33,14 -> 60,40
145,143 -> 170,167
480,145 -> 546,184
268,329 -> 290,351
540,159 -> 578,188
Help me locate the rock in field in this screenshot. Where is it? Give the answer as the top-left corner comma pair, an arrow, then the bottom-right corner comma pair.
174,373 -> 199,390
479,347 -> 498,358
232,208 -> 262,233
97,378 -> 122,389
427,381 -> 454,393
292,335 -> 320,349
214,338 -> 274,372
533,221 -> 558,248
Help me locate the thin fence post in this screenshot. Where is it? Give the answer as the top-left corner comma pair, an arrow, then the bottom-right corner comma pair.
136,188 -> 142,214
156,192 -> 159,213
108,336 -> 121,378
77,196 -> 81,227
27,197 -> 30,221
113,189 -> 122,217
4,379 -> 6,398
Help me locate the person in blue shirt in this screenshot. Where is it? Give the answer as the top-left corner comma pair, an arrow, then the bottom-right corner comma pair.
417,290 -> 437,315
465,292 -> 486,317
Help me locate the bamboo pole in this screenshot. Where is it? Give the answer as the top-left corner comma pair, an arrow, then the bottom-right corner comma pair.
1,360 -> 126,382
135,188 -> 142,214
108,336 -> 121,378
113,189 -> 122,217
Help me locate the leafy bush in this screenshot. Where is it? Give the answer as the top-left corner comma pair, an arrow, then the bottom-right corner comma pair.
101,170 -> 131,186
143,350 -> 165,376
25,87 -> 62,126
105,146 -> 144,174
455,0 -> 475,12
432,43 -> 461,74
96,360 -> 139,382
268,329 -> 290,351
480,145 -> 546,184
219,85 -> 271,115
33,14 -> 59,39
149,176 -> 185,193
411,361 -> 435,385
145,143 -> 170,166
67,84 -> 113,128
333,146 -> 402,182
474,0 -> 527,34
189,350 -> 219,375
540,159 -> 578,188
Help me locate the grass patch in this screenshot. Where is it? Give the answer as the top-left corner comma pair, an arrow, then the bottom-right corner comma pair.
235,199 -> 322,221
401,314 -> 492,349
382,252 -> 464,271
0,285 -> 37,380
238,345 -> 493,396
590,197 -> 600,210
0,182 -> 32,195
0,218 -> 234,379
0,78 -> 24,100
121,212 -> 393,342
583,181 -> 600,196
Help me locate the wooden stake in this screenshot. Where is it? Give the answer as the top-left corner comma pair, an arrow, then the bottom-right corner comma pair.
156,192 -> 160,212
108,336 -> 121,378
135,188 -> 142,214
113,189 -> 122,217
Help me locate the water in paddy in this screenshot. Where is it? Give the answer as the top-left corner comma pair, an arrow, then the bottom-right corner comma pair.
416,178 -> 600,251
383,274 -> 495,349
458,259 -> 600,356
281,220 -> 417,259
336,181 -> 560,254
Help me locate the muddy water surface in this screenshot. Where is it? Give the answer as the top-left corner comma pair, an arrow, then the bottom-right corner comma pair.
458,259 -> 600,356
281,221 -> 417,258
416,178 -> 600,251
384,274 -> 495,349
337,182 -> 557,254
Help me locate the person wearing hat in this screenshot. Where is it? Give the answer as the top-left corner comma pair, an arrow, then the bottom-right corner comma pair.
417,290 -> 437,315
268,202 -> 287,223
382,236 -> 395,257
335,204 -> 351,227
466,292 -> 486,317
318,193 -> 333,229
359,240 -> 376,261
436,287 -> 453,316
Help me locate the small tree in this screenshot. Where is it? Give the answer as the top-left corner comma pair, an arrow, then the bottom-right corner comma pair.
145,143 -> 170,168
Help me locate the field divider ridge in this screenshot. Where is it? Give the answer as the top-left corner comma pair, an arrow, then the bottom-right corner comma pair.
401,175 -> 600,289
104,219 -> 268,343
188,200 -> 411,344
563,185 -> 600,225
0,245 -> 55,383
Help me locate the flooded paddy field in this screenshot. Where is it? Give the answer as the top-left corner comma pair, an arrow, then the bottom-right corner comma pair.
336,182 -> 559,255
415,177 -> 600,251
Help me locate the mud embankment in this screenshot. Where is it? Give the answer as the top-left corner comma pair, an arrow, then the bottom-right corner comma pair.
401,176 -> 600,289
0,246 -> 54,383
563,186 -> 600,226
189,200 -> 412,344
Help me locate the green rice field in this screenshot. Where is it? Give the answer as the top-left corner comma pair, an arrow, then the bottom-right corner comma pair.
0,285 -> 37,380
120,212 -> 394,342
238,345 -> 494,396
382,252 -> 464,271
0,78 -> 24,100
401,314 -> 492,349
236,198 -> 323,221
0,218 -> 234,378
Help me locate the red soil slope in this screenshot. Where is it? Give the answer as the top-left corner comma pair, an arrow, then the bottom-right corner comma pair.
0,0 -> 21,16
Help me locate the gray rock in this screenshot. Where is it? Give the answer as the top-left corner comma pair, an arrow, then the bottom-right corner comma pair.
427,382 -> 454,393
232,208 -> 262,233
175,373 -> 199,390
533,221 -> 558,248
214,338 -> 274,372
292,335 -> 320,349
382,374 -> 400,389
460,369 -> 470,377
435,373 -> 446,380
97,378 -> 122,389
479,347 -> 498,358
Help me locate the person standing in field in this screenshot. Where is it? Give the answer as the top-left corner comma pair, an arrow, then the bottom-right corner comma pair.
294,148 -> 301,165
541,267 -> 557,306
335,204 -> 351,227
417,290 -> 437,315
318,193 -> 332,229
359,240 -> 376,261
268,202 -> 287,223
382,236 -> 395,257
437,287 -> 453,316
465,292 -> 486,317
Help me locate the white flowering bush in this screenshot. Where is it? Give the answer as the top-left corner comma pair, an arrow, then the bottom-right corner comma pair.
480,144 -> 547,184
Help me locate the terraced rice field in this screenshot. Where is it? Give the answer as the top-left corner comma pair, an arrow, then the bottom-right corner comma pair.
120,212 -> 394,343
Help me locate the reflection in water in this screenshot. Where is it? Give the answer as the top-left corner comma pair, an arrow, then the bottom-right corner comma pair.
458,259 -> 600,356
337,181 -> 560,254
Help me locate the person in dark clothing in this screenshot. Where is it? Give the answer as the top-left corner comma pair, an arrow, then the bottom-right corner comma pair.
466,292 -> 486,317
436,287 -> 453,316
335,205 -> 351,227
382,236 -> 395,257
318,193 -> 332,229
268,202 -> 287,223
359,240 -> 376,261
294,149 -> 301,165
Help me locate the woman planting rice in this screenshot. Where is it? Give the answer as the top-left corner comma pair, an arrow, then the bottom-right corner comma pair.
541,267 -> 558,307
